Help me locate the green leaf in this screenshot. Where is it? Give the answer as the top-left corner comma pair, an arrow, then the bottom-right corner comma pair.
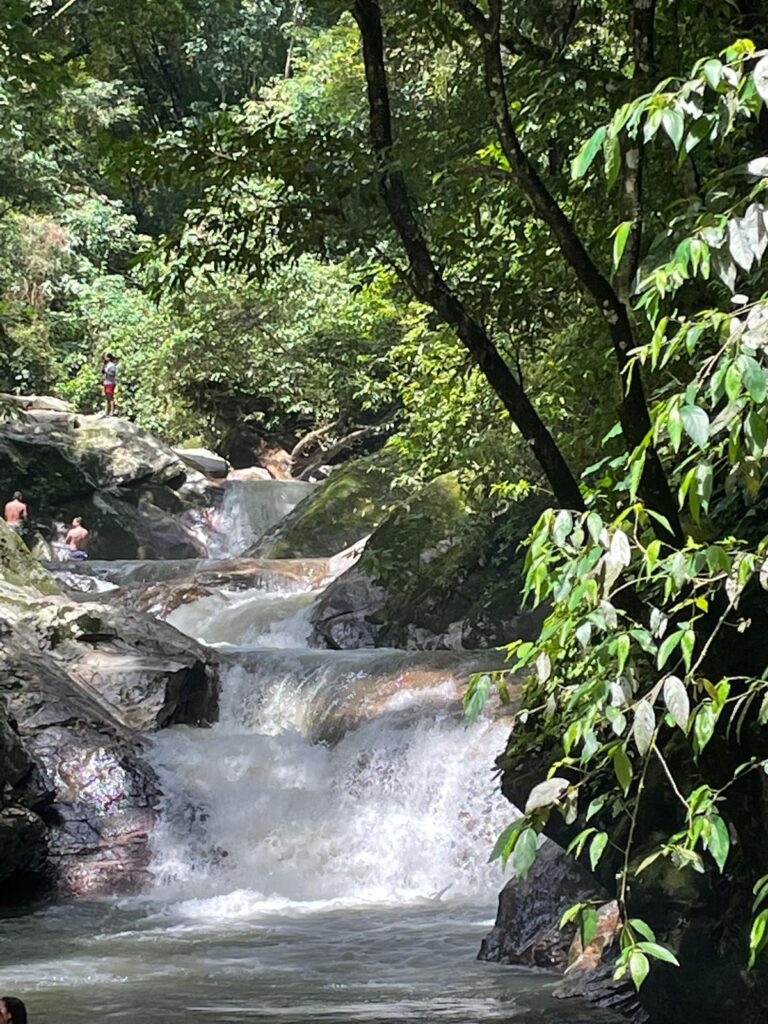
706,814 -> 730,872
694,702 -> 717,754
489,819 -> 524,865
590,831 -> 609,871
637,941 -> 680,966
604,133 -> 621,188
581,906 -> 599,947
663,675 -> 690,731
511,827 -> 538,879
749,909 -> 768,969
553,509 -> 574,547
681,628 -> 696,672
630,950 -> 650,988
661,108 -> 685,150
560,901 -> 585,928
681,405 -> 710,447
725,360 -> 743,401
633,699 -> 656,756
629,918 -> 656,942
741,355 -> 767,403
525,777 -> 569,812
572,125 -> 608,179
614,746 -> 634,794
657,629 -> 683,669
612,220 -> 633,269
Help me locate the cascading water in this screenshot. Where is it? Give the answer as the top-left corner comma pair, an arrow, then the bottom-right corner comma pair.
0,482 -> 617,1024
206,479 -> 316,558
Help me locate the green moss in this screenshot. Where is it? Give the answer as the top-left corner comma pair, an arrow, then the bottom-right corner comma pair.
357,479 -> 548,645
0,520 -> 60,597
255,451 -> 411,558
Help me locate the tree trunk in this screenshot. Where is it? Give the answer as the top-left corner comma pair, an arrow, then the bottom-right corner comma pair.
351,0 -> 584,512
449,0 -> 683,545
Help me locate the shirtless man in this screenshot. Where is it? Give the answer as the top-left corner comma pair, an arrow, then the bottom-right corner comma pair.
65,517 -> 89,560
4,492 -> 28,536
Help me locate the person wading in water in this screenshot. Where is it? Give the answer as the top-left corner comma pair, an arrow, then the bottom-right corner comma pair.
102,352 -> 118,416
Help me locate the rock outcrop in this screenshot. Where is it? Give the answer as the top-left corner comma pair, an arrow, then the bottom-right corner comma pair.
0,521 -> 218,902
0,410 -> 217,559
252,452 -> 410,559
310,475 -> 548,650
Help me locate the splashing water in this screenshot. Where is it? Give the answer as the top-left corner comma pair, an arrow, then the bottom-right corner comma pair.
0,481 -> 621,1024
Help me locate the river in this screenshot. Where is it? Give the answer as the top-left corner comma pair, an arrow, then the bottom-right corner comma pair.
0,480 -> 616,1023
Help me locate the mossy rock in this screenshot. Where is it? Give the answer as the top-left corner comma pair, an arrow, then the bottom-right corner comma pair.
0,520 -> 59,598
311,475 -> 549,649
252,451 -> 410,558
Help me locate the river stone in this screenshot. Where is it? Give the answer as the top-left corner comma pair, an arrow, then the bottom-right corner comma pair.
0,519 -> 219,899
0,393 -> 73,413
173,447 -> 230,479
0,411 -> 206,558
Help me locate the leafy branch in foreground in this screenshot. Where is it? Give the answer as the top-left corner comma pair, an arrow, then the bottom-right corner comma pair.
467,40 -> 768,989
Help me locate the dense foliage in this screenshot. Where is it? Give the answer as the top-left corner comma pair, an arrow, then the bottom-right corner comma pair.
5,0 -> 768,1015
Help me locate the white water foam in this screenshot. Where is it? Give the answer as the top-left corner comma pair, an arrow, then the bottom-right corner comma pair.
149,570 -> 511,921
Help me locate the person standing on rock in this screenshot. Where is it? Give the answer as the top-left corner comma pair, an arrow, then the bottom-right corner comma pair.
65,516 -> 90,560
102,352 -> 118,416
4,491 -> 28,537
0,997 -> 27,1024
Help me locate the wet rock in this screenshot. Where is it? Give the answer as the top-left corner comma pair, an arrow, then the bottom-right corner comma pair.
0,410 -> 203,559
0,520 -> 219,900
174,447 -> 230,479
228,466 -> 272,482
253,452 -> 410,559
479,839 -> 607,970
310,476 -> 548,650
480,840 -> 643,1021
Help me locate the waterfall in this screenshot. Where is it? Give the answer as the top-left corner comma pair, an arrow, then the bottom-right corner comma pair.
1,479 -> 602,1024
206,480 -> 316,558
150,565 -> 511,918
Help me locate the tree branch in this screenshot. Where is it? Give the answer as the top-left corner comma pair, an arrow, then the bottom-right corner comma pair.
351,0 -> 584,512
449,0 -> 683,545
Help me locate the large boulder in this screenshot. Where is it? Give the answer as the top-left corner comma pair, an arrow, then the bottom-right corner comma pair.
252,452 -> 410,558
310,475 -> 548,650
479,840 -> 643,1021
0,411 -> 206,558
173,447 -> 230,479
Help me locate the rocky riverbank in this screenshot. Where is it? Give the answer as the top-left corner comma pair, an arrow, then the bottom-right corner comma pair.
0,520 -> 218,901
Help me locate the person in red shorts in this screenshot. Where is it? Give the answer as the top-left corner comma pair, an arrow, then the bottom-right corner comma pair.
102,352 -> 117,416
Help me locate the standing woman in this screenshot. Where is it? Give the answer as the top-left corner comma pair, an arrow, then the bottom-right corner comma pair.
102,352 -> 118,416
0,997 -> 27,1024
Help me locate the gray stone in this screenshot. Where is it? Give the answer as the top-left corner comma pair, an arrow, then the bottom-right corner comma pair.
174,447 -> 230,479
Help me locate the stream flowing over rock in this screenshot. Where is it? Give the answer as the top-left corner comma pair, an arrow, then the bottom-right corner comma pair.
0,416 -> 632,1024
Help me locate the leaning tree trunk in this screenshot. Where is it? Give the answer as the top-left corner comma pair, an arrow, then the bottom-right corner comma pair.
351,0 -> 584,512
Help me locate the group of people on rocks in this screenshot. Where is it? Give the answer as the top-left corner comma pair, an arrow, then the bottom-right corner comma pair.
1,353 -> 119,558
3,491 -> 89,560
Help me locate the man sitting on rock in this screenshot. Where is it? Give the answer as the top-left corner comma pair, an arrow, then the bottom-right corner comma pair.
65,516 -> 90,560
3,491 -> 28,536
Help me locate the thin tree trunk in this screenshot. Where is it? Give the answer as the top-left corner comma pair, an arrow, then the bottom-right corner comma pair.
351,0 -> 584,512
449,0 -> 683,545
